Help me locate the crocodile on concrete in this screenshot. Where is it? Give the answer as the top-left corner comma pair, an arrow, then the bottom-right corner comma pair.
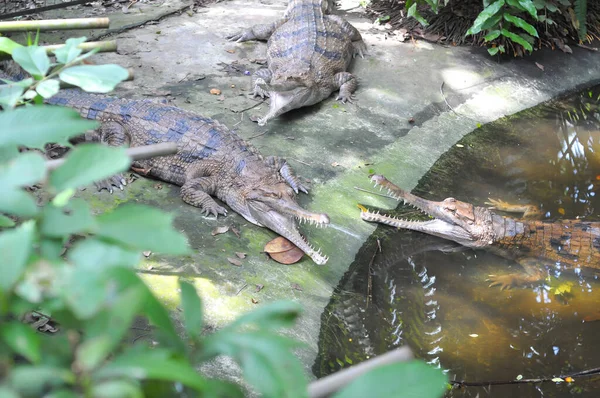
227,0 -> 367,126
359,175 -> 600,289
41,89 -> 330,264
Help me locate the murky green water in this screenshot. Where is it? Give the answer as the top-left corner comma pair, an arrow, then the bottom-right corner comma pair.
314,86 -> 600,397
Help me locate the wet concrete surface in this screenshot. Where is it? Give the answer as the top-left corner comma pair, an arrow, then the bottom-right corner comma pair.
14,0 -> 600,384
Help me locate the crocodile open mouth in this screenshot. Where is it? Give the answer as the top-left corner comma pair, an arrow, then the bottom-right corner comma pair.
359,174 -> 476,245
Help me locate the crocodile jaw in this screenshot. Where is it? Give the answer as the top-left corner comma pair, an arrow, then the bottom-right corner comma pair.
360,175 -> 494,248
247,201 -> 329,265
257,86 -> 317,126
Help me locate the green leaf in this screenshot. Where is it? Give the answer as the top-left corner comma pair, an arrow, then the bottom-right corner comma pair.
53,36 -> 87,64
105,267 -> 185,352
501,28 -> 534,51
59,64 -> 129,93
228,300 -> 302,331
407,3 -> 429,26
202,379 -> 244,398
85,286 -> 145,340
77,335 -> 121,373
488,46 -> 501,55
9,366 -> 75,396
0,387 -> 19,398
61,265 -> 108,319
96,347 -> 207,391
0,322 -> 41,364
480,9 -> 504,31
68,238 -> 141,269
0,220 -> 34,291
180,281 -> 203,339
0,214 -> 15,227
503,13 -> 539,37
0,188 -> 39,217
52,188 -> 76,207
44,390 -> 80,398
49,144 -> 130,192
0,83 -> 26,109
0,37 -> 23,55
12,46 -> 50,79
91,380 -> 144,398
332,361 -> 447,398
575,0 -> 588,40
517,0 -> 538,19
204,331 -> 306,398
96,204 -> 190,254
39,198 -> 96,237
506,0 -> 525,11
484,29 -> 502,41
0,105 -> 97,150
36,79 -> 60,99
0,152 -> 46,188
467,0 -> 505,35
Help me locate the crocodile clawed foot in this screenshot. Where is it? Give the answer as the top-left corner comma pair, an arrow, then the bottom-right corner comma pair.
352,41 -> 368,59
202,204 -> 228,219
486,274 -> 523,290
336,93 -> 355,103
94,174 -> 127,194
226,31 -> 252,43
485,198 -> 511,210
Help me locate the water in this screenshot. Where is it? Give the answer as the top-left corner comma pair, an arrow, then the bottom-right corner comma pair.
314,86 -> 600,397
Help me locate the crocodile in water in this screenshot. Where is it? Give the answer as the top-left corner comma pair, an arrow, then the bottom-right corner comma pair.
359,174 -> 600,288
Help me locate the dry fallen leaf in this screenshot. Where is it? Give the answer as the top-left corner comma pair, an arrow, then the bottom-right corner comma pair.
142,251 -> 152,257
291,283 -> 303,291
211,226 -> 229,236
255,284 -> 264,292
535,62 -> 545,71
225,49 -> 235,54
230,226 -> 241,238
251,298 -> 259,304
227,257 -> 243,266
264,236 -> 304,264
235,252 -> 247,259
209,88 -> 221,95
331,162 -> 340,167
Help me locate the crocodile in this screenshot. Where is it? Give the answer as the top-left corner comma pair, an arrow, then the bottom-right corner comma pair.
359,174 -> 600,289
40,89 -> 330,264
227,0 -> 367,126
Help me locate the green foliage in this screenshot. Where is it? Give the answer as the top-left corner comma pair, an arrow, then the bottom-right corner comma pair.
0,37 -> 447,397
405,0 -> 592,56
0,36 -> 127,109
332,361 -> 447,398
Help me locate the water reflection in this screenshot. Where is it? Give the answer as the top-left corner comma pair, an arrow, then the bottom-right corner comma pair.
314,86 -> 600,397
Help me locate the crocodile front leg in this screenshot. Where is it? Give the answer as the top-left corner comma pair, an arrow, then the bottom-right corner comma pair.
327,15 -> 368,58
94,120 -> 129,193
486,198 -> 542,219
486,258 -> 547,290
333,72 -> 358,103
227,19 -> 286,42
181,175 -> 228,218
252,68 -> 273,99
265,156 -> 308,194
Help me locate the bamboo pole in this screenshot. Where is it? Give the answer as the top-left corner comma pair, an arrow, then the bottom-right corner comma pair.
45,142 -> 178,171
44,40 -> 117,54
307,347 -> 414,398
0,18 -> 110,32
